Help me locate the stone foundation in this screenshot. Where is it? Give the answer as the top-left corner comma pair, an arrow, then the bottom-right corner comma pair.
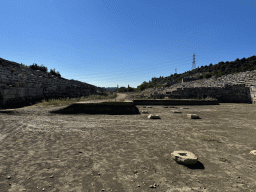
144,70 -> 256,104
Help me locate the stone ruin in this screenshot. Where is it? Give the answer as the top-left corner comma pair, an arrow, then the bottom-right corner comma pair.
142,70 -> 256,104
0,58 -> 106,109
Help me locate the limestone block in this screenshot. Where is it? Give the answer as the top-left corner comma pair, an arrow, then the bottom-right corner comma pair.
187,114 -> 200,119
27,83 -> 34,88
249,150 -> 256,155
0,84 -> 8,89
5,94 -> 16,99
171,150 -> 198,165
148,114 -> 161,119
5,88 -> 17,95
17,88 -> 26,96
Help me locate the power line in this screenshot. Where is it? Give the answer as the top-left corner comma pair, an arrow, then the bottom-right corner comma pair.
62,55 -> 194,78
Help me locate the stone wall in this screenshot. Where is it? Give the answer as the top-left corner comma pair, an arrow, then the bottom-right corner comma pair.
0,58 -> 106,108
182,77 -> 199,83
143,70 -> 256,103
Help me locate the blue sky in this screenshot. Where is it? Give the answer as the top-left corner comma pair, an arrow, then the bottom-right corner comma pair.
1,0 -> 255,88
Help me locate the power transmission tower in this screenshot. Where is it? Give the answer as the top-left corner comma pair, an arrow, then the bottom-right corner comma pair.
175,68 -> 177,74
192,53 -> 196,70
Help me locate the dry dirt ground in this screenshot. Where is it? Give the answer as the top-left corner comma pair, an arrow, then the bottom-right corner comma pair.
0,92 -> 256,192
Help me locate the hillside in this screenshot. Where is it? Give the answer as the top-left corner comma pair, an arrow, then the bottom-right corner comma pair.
132,55 -> 256,91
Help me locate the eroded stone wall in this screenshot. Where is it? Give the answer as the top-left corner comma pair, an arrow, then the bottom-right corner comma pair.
0,58 -> 105,108
143,70 -> 256,103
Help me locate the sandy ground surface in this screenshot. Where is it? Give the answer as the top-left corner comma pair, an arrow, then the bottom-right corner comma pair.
1,94 -> 256,191
75,93 -> 134,104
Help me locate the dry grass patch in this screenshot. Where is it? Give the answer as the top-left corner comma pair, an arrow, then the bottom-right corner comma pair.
33,92 -> 118,107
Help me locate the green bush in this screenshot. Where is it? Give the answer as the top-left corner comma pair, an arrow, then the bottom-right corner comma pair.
29,63 -> 48,73
203,73 -> 212,78
49,68 -> 61,78
118,87 -> 127,92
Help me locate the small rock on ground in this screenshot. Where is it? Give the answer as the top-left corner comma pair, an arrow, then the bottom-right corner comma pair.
187,114 -> 200,119
148,114 -> 161,119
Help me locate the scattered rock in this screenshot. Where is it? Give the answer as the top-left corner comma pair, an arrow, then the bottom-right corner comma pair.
147,106 -> 152,108
182,107 -> 189,109
173,111 -> 181,113
7,176 -> 11,179
187,114 -> 200,119
149,183 -> 158,188
141,110 -> 148,114
171,150 -> 198,165
249,150 -> 256,155
148,114 -> 161,119
163,106 -> 168,108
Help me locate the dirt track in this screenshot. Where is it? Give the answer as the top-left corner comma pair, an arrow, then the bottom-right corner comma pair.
1,99 -> 256,191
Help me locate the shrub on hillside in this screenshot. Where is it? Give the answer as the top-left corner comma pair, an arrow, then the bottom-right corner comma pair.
118,87 -> 127,92
203,73 -> 212,78
29,63 -> 48,73
127,87 -> 135,92
49,68 -> 61,78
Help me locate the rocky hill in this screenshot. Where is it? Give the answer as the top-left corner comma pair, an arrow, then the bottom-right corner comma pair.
0,58 -> 105,109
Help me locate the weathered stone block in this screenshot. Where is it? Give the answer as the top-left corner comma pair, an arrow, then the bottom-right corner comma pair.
187,114 -> 200,119
148,114 -> 161,119
171,150 -> 198,165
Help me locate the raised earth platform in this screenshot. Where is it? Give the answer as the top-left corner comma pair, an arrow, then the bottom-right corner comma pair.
50,102 -> 140,115
48,99 -> 219,115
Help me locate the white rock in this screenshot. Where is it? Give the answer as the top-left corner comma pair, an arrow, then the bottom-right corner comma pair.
141,110 -> 148,114
249,150 -> 256,155
148,114 -> 161,119
171,150 -> 198,165
187,114 -> 200,119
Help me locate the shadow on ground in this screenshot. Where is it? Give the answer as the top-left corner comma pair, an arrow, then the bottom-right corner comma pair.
184,161 -> 205,169
49,102 -> 141,115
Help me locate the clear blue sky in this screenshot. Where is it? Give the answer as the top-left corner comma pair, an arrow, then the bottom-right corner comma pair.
1,0 -> 255,88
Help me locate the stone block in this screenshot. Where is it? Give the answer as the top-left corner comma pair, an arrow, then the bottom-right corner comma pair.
148,114 -> 161,119
141,110 -> 148,114
187,114 -> 200,119
17,88 -> 26,96
171,150 -> 198,165
249,150 -> 256,155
